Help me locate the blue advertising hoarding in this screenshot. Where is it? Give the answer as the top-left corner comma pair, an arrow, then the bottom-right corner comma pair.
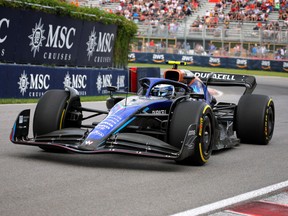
0,7 -> 117,67
0,64 -> 128,98
128,52 -> 288,72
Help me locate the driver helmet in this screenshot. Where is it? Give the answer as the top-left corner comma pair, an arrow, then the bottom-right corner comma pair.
151,84 -> 175,98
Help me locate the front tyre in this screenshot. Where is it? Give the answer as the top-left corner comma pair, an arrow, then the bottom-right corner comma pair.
169,101 -> 214,166
236,94 -> 275,145
33,90 -> 69,152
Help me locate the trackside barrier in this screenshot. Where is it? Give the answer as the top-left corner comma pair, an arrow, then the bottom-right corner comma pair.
0,64 -> 128,98
0,6 -> 117,67
128,52 -> 288,73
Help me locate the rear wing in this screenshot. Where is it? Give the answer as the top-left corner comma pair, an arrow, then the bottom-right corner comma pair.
192,71 -> 257,95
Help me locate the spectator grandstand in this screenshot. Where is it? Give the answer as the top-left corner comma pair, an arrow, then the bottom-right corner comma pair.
66,0 -> 288,60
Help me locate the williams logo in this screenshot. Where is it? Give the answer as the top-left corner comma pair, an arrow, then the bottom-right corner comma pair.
181,56 -> 194,64
209,57 -> 221,67
236,59 -> 247,68
283,62 -> 288,72
261,61 -> 271,70
152,54 -> 165,63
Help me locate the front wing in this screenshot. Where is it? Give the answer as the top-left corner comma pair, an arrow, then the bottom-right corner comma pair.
10,109 -> 198,160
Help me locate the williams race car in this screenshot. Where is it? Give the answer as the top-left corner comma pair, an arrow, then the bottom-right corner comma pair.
10,63 -> 275,165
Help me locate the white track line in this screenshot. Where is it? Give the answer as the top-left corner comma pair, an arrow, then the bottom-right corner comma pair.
171,180 -> 288,216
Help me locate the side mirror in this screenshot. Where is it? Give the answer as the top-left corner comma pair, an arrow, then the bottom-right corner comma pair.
107,86 -> 117,92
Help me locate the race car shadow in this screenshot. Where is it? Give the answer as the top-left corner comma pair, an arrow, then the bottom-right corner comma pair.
11,149 -> 185,172
212,147 -> 237,155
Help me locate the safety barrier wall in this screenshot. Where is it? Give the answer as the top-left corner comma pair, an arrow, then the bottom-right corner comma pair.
0,7 -> 117,67
128,52 -> 288,72
0,64 -> 128,98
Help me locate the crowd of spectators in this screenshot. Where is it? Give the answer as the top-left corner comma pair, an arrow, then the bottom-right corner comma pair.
113,0 -> 200,24
189,0 -> 288,31
94,0 -> 288,59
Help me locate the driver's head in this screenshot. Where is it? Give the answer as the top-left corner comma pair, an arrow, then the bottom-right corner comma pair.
151,84 -> 175,98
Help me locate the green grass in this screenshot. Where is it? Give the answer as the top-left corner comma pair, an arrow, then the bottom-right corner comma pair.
1,63 -> 287,104
0,95 -> 115,104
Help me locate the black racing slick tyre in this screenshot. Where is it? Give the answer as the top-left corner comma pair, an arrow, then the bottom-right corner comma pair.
169,101 -> 214,166
236,94 -> 275,145
33,90 -> 69,152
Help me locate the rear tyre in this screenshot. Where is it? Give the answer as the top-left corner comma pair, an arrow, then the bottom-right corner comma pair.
236,94 -> 275,145
169,101 -> 214,166
33,90 -> 69,152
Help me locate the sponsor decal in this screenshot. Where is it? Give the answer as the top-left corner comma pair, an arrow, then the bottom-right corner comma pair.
86,27 -> 115,63
63,72 -> 87,95
261,61 -> 271,70
188,130 -> 196,136
96,73 -> 112,94
128,53 -> 136,62
236,59 -> 247,68
152,110 -> 166,114
28,18 -> 75,61
283,62 -> 288,72
17,71 -> 50,97
152,54 -> 165,63
181,56 -> 194,64
209,57 -> 221,67
185,127 -> 196,149
199,117 -> 203,136
194,72 -> 235,81
90,130 -> 105,138
116,75 -> 125,90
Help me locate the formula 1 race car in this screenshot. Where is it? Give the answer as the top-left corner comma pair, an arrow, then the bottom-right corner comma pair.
10,62 -> 275,165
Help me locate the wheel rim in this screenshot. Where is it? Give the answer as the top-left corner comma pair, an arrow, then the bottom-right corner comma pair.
267,106 -> 274,138
202,117 -> 212,156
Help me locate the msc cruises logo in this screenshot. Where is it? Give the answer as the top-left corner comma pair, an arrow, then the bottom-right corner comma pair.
28,18 -> 46,57
86,27 -> 97,61
18,71 -> 29,96
17,71 -> 50,97
96,73 -> 102,93
96,73 -> 113,94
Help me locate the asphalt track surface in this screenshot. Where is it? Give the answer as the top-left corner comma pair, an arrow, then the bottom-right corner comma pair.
1,76 -> 288,216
